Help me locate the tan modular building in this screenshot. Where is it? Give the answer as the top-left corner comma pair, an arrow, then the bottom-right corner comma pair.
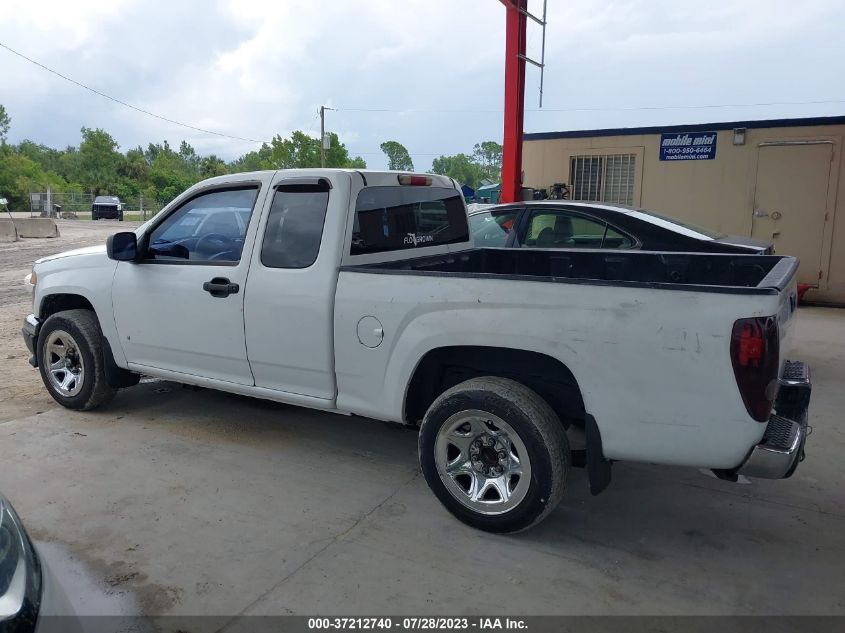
522,116 -> 845,304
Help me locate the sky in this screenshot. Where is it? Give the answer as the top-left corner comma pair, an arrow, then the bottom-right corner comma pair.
1,0 -> 843,171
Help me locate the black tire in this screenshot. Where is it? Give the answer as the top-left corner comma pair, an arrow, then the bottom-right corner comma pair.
37,309 -> 116,410
118,212 -> 124,222
419,376 -> 570,533
91,213 -> 98,221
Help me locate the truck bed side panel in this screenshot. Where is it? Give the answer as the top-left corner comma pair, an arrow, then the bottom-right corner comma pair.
334,270 -> 781,470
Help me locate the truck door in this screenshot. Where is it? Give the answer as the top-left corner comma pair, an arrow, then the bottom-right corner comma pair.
243,173 -> 349,402
112,183 -> 268,385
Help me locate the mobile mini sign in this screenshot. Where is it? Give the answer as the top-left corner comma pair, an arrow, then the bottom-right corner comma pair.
659,131 -> 718,161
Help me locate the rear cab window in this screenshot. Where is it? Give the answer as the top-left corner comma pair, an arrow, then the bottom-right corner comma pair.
351,186 -> 468,255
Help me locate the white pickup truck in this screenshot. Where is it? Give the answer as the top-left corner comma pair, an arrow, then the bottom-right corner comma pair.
22,169 -> 812,532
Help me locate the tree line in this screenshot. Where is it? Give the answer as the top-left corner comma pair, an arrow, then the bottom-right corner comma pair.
0,103 -> 502,211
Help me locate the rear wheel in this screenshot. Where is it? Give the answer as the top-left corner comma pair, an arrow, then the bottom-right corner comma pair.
37,309 -> 116,410
419,377 -> 570,533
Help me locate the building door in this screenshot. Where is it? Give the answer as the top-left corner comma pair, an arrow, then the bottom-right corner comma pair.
751,142 -> 833,286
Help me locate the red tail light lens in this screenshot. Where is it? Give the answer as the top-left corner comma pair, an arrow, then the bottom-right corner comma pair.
730,316 -> 779,422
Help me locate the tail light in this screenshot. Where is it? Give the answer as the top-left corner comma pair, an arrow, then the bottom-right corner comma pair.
730,316 -> 779,421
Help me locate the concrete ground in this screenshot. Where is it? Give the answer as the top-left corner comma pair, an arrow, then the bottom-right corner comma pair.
1,220 -> 843,617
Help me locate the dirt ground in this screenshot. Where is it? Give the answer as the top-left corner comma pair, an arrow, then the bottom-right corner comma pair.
1,221 -> 844,620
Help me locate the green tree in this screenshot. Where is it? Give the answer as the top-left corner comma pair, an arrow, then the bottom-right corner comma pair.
0,104 -> 10,144
472,141 -> 503,182
430,153 -> 483,189
267,130 -> 319,168
379,140 -> 414,171
0,152 -> 71,210
17,141 -> 65,174
78,127 -> 121,195
259,131 -> 366,170
200,155 -> 228,179
120,147 -> 151,183
228,146 -> 270,173
0,123 -> 369,211
147,142 -> 198,204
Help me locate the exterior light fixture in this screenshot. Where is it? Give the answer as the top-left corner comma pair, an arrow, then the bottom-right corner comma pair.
733,128 -> 747,146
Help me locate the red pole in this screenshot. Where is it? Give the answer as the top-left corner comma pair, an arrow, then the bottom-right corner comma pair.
500,0 -> 527,204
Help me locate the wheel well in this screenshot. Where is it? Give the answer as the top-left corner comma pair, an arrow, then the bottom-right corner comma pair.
404,346 -> 585,426
39,294 -> 95,320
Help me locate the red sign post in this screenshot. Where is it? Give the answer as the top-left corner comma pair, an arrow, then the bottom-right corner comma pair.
500,0 -> 527,204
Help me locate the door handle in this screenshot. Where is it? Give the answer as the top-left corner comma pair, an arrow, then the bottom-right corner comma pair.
203,277 -> 239,298
753,209 -> 769,218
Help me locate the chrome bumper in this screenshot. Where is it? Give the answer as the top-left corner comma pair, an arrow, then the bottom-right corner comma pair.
738,360 -> 811,480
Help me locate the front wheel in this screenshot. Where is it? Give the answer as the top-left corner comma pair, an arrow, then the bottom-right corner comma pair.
419,377 -> 570,533
37,309 -> 116,410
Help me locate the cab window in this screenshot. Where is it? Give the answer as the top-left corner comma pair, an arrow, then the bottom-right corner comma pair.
146,187 -> 259,262
261,181 -> 330,269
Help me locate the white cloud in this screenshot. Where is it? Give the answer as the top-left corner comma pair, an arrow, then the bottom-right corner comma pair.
1,0 -> 843,169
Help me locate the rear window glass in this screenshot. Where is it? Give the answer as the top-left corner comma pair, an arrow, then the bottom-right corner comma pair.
351,186 -> 468,255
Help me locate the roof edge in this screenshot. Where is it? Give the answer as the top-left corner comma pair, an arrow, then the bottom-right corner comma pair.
524,115 -> 845,141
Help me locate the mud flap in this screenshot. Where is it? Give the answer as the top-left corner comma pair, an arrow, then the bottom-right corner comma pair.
102,336 -> 140,388
586,414 -> 612,495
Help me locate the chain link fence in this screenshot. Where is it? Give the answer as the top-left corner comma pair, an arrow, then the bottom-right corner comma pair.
29,192 -> 162,221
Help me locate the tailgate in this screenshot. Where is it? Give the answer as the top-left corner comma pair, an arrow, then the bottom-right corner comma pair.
762,257 -> 800,361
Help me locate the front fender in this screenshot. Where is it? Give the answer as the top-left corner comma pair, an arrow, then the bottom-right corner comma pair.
34,254 -> 125,367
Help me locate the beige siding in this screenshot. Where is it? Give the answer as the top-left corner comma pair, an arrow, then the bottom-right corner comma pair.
523,123 -> 845,304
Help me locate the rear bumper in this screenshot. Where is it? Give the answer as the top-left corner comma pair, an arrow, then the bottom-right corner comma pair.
22,313 -> 40,367
92,206 -> 120,218
737,360 -> 811,479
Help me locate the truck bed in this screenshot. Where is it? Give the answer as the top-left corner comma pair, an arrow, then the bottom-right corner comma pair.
343,248 -> 798,295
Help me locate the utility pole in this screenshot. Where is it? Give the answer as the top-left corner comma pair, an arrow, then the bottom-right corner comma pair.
320,106 -> 326,167
319,105 -> 334,168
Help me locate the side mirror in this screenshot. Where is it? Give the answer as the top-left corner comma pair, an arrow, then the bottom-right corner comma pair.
106,232 -> 139,261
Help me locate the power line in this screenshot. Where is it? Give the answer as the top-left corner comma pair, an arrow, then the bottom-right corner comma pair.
0,41 -> 265,144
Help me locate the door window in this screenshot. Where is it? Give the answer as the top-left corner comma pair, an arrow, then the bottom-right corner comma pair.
522,211 -> 633,249
146,187 -> 259,262
261,182 -> 330,269
469,209 -> 518,246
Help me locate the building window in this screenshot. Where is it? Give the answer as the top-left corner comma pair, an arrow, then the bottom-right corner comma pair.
569,154 -> 636,205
